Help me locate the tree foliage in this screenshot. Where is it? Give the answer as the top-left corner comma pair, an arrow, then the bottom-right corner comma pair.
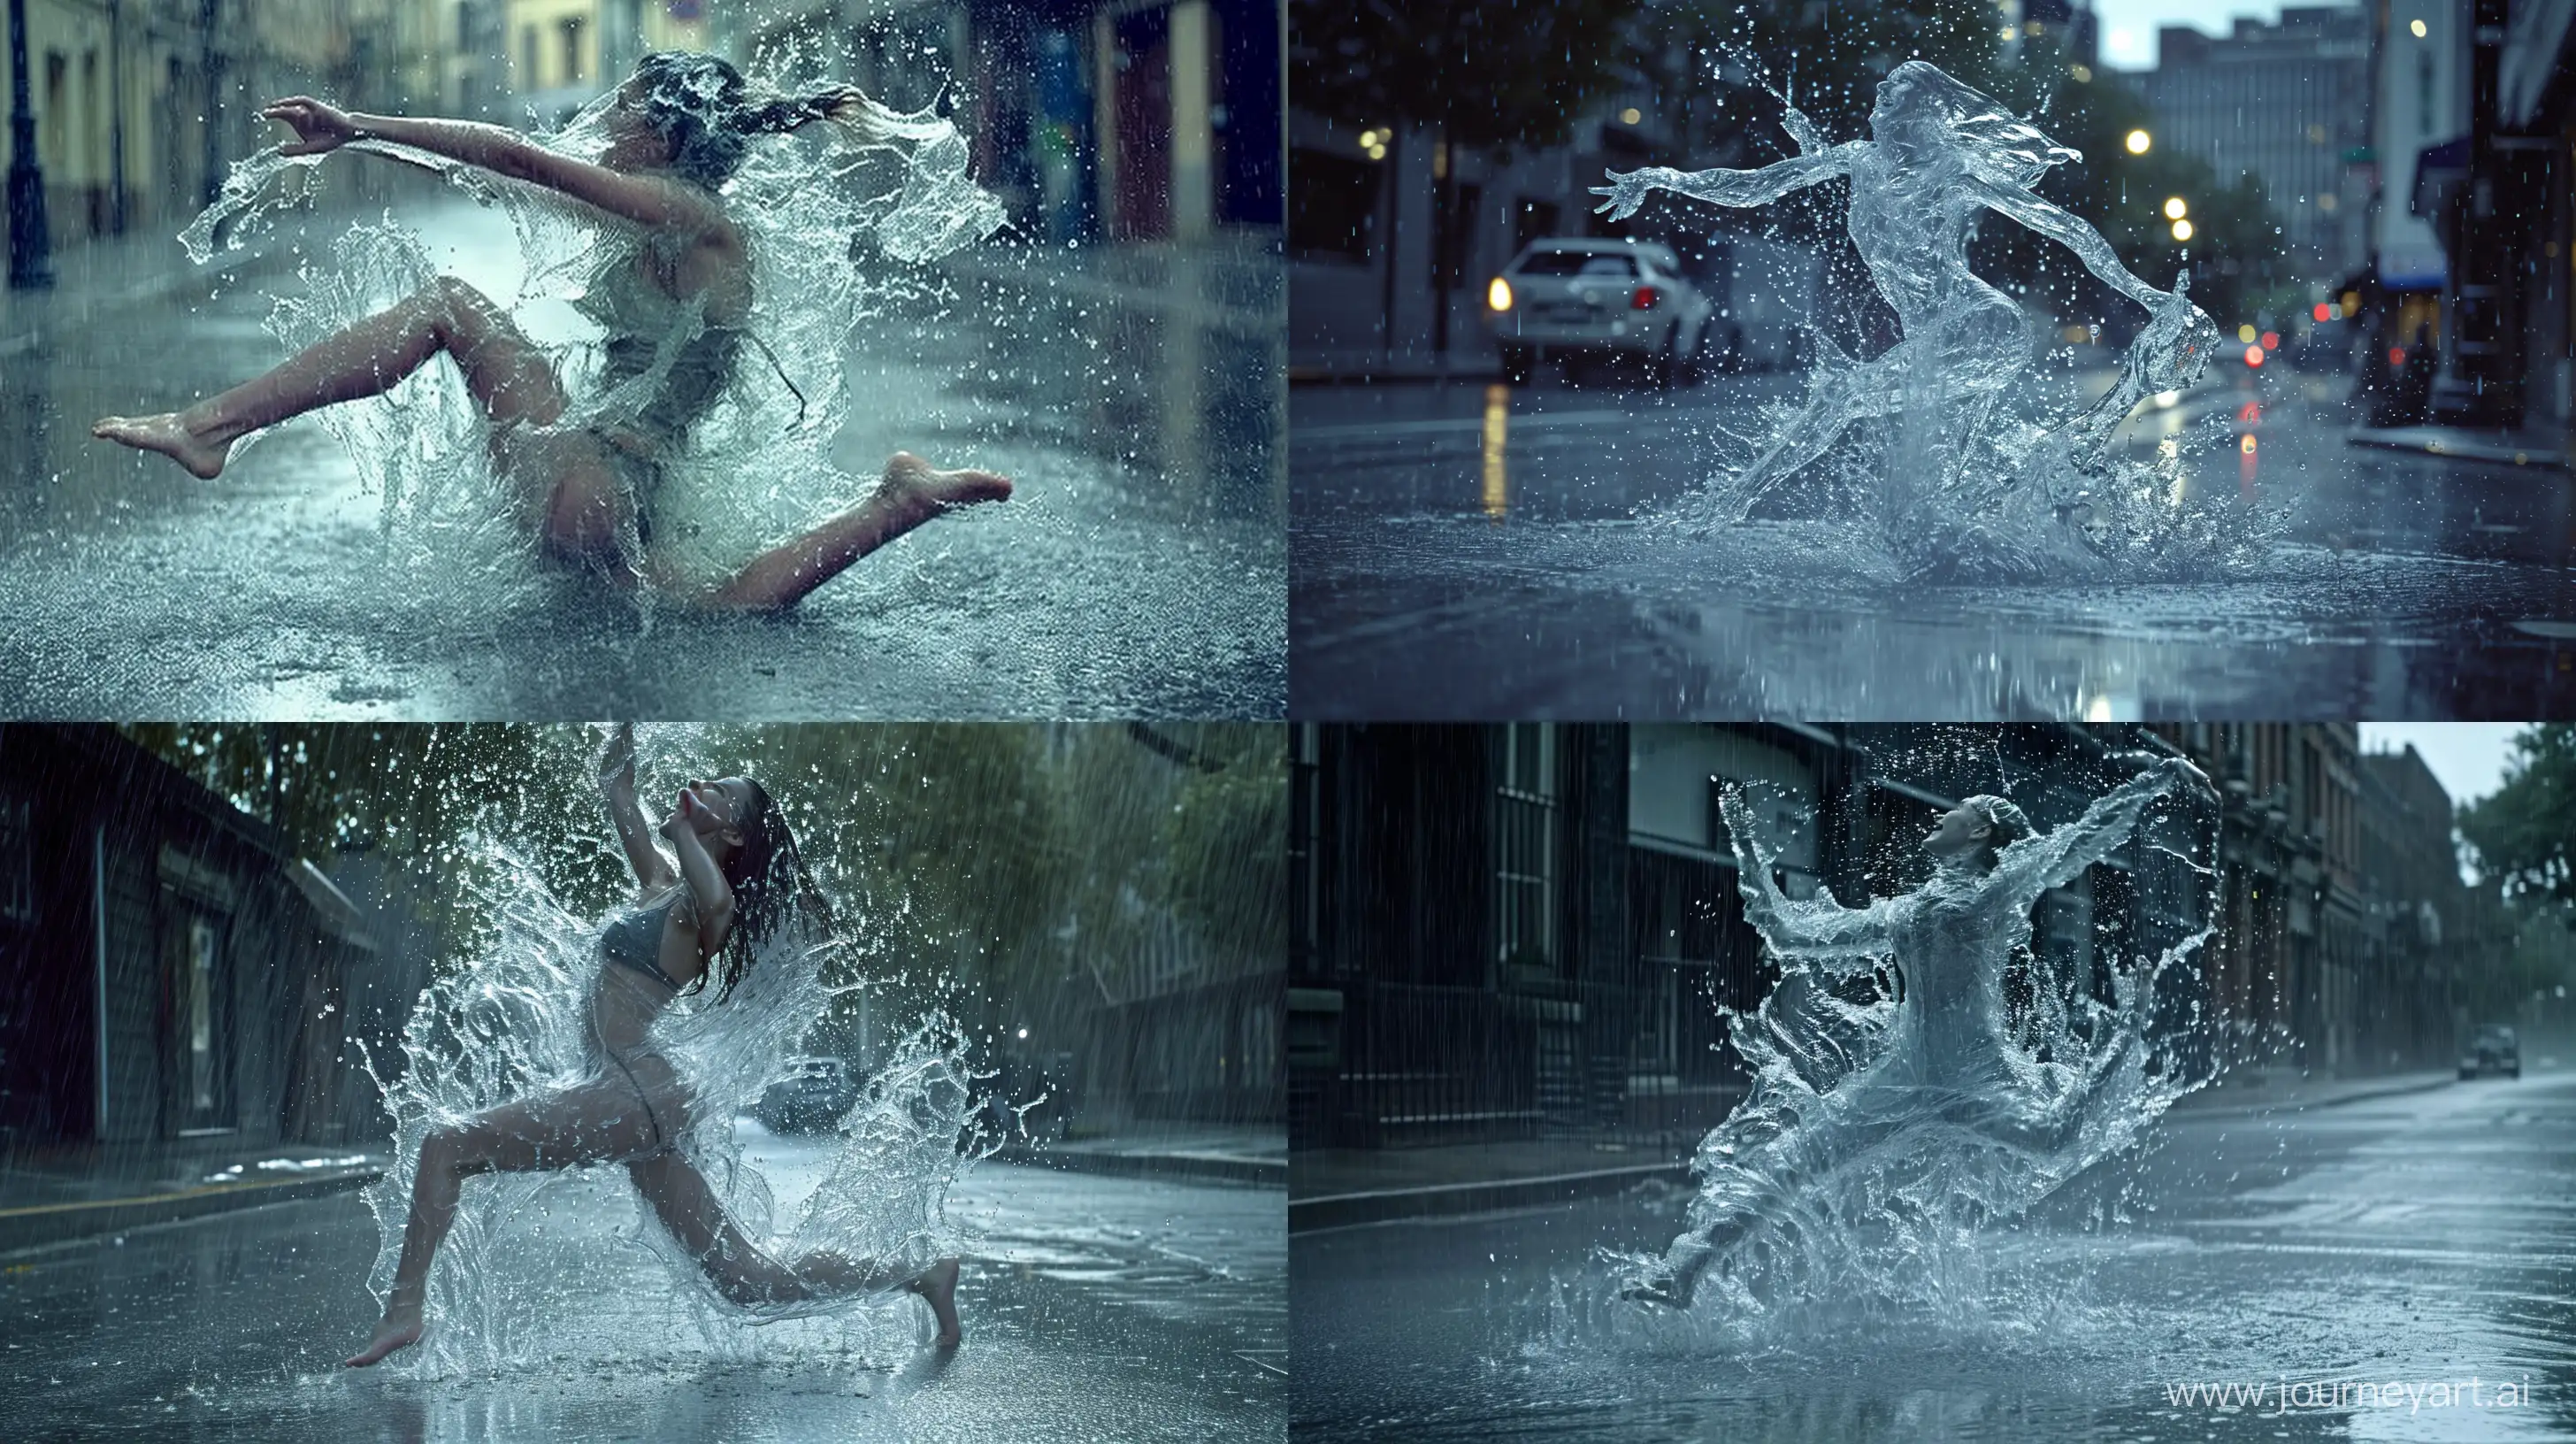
2461,725 -> 2576,910
1289,0 -> 1646,149
121,725 -> 1285,1034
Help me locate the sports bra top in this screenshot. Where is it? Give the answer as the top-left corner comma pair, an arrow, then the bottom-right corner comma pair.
600,892 -> 690,992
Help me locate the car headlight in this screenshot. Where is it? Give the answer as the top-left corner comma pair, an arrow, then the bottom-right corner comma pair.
1487,277 -> 1513,311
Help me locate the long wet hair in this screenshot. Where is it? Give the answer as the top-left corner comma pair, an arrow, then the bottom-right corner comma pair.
695,778 -> 836,1003
1875,59 -> 2081,191
626,50 -> 901,188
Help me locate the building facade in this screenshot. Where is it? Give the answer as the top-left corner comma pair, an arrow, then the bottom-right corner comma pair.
1288,724 -> 2224,1152
0,726 -> 399,1150
2137,6 -> 2373,285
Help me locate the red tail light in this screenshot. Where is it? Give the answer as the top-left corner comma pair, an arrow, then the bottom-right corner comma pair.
1632,286 -> 1661,311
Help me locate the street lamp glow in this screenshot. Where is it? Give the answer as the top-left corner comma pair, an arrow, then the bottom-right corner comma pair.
2169,218 -> 2194,242
2238,323 -> 2258,343
2125,129 -> 2152,155
2162,196 -> 2188,219
1620,107 -> 1643,126
1487,276 -> 1514,312
2411,18 -> 2428,36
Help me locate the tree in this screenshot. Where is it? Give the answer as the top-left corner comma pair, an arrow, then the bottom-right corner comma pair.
1290,0 -> 1646,149
2461,725 -> 2576,910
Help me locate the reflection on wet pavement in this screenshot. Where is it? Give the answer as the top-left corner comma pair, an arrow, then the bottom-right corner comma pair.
0,1133 -> 1284,1443
1292,1074 -> 2576,1442
1292,374 -> 2575,718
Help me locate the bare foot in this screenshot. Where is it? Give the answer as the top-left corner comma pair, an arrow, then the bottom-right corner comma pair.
880,449 -> 1012,518
91,412 -> 233,480
344,1304 -> 424,1368
905,1256 -> 962,1347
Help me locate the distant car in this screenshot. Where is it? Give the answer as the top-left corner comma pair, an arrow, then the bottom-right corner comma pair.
2459,1025 -> 2520,1080
1483,238 -> 1718,387
755,1056 -> 862,1133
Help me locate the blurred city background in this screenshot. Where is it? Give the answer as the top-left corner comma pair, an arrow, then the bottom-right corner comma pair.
1286,722 -> 2575,1225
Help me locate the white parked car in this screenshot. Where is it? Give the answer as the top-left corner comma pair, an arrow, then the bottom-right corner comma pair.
1483,237 -> 1718,386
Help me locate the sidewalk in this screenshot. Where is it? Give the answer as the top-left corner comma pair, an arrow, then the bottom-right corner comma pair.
1000,1124 -> 1284,1189
0,1137 -> 387,1255
1289,1070 -> 2462,1234
2169,1067 -> 2457,1118
2345,420 -> 2572,472
0,214 -> 294,363
939,233 -> 1282,342
1291,1135 -> 1696,1233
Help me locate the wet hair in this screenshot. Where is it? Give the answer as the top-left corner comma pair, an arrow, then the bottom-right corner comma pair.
695,778 -> 835,1003
1875,59 -> 2080,190
625,50 -> 883,188
1959,795 -> 2033,869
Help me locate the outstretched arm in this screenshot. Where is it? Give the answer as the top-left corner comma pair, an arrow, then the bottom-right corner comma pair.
261,96 -> 735,240
598,725 -> 679,896
1973,178 -> 2162,310
1992,756 -> 2214,913
1595,144 -> 1858,221
1721,789 -> 1892,969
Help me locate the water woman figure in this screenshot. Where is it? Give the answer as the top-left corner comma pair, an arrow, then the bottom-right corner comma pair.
345,724 -> 962,1366
1594,61 -> 2220,527
94,53 -> 1011,612
1623,753 -> 2214,1310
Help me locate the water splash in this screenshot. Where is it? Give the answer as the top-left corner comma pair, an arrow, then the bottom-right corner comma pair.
353,781 -> 987,1375
1613,756 -> 2220,1325
175,42 -> 1004,606
1598,60 -> 2260,582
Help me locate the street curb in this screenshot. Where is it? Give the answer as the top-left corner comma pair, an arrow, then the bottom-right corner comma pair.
0,1168 -> 382,1255
2343,429 -> 2572,472
2172,1075 -> 2457,1119
1289,1160 -> 1689,1234
995,1146 -> 1284,1190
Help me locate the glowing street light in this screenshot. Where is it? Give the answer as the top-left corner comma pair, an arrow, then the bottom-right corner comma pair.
2411,18 -> 2428,36
2125,129 -> 2152,155
2170,219 -> 2194,242
2163,196 -> 2189,219
2238,323 -> 2258,343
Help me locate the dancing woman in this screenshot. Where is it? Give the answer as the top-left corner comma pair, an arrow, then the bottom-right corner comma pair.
1623,753 -> 2213,1309
1594,61 -> 2219,524
95,52 -> 1011,611
347,724 -> 961,1366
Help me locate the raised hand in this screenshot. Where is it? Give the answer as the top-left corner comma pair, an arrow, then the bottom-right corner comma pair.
261,96 -> 358,157
1780,106 -> 1825,156
1591,167 -> 1673,221
596,722 -> 638,792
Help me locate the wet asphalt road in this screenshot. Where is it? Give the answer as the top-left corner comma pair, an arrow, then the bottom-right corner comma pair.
1292,1069 -> 2576,1442
0,199 -> 1284,719
0,1131 -> 1284,1442
1291,367 -> 2576,719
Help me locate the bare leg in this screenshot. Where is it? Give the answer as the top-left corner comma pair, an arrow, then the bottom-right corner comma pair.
706,451 -> 1012,614
96,275 -> 564,480
628,1150 -> 964,1344
346,1077 -> 664,1367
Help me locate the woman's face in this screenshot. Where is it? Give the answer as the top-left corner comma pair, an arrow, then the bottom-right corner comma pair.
676,776 -> 755,853
1869,71 -> 1940,150
1923,803 -> 1992,858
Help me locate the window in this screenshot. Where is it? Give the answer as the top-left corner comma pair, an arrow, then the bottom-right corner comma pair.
558,17 -> 586,85
1495,725 -> 1557,972
1288,148 -> 1376,262
1288,726 -> 1320,968
0,795 -> 28,922
1514,251 -> 1637,278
